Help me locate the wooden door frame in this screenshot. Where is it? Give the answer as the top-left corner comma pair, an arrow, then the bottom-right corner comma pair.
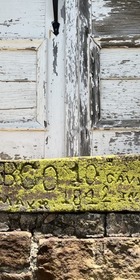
65,0 -> 92,157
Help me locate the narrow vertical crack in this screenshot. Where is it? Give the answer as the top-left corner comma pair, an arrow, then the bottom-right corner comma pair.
104,213 -> 107,237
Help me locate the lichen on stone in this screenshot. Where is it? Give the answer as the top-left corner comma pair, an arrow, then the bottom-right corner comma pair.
0,155 -> 139,212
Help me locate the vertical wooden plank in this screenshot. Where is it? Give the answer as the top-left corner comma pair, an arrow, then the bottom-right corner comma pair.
89,38 -> 100,127
65,0 -> 80,156
36,40 -> 47,127
45,0 -> 65,158
79,0 -> 91,156
65,0 -> 92,156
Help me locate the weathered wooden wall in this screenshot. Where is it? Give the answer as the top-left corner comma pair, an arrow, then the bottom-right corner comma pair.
90,0 -> 140,156
0,0 -> 65,159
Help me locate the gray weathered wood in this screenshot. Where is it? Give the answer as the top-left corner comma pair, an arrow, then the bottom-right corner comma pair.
101,48 -> 140,79
89,38 -> 100,127
79,0 -> 91,156
65,0 -> 80,156
92,0 -> 140,38
100,80 -> 140,121
91,130 -> 140,155
65,0 -> 92,156
90,0 -> 140,155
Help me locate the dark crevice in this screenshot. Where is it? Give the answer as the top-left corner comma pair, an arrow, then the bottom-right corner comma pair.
104,213 -> 107,237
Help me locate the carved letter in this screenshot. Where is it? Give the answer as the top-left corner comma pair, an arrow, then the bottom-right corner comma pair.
85,189 -> 94,204
43,166 -> 58,191
106,173 -> 115,184
21,164 -> 36,189
126,175 -> 135,184
86,164 -> 96,185
73,190 -> 81,205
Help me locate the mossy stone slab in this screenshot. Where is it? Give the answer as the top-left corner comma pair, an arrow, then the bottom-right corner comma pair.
0,155 -> 139,212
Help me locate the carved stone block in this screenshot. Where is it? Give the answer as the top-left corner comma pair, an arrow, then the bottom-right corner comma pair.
0,155 -> 139,212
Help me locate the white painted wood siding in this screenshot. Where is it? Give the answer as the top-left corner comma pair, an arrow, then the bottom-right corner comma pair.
0,0 -> 46,38
0,131 -> 45,160
100,80 -> 140,121
91,131 -> 140,156
90,0 -> 140,155
0,0 -> 139,159
100,48 -> 140,121
0,50 -> 36,81
100,48 -> 140,79
0,0 -> 65,159
0,40 -> 47,129
0,83 -> 36,109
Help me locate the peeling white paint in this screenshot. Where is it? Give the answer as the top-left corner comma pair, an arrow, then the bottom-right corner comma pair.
0,0 -> 65,159
90,0 -> 140,155
92,0 -> 112,21
91,130 -> 140,156
0,0 -> 139,159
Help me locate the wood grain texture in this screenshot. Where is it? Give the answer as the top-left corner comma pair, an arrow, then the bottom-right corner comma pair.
100,48 -> 140,79
0,39 -> 48,129
0,131 -> 45,159
0,82 -> 36,123
91,130 -> 140,155
36,40 -> 47,126
100,48 -> 140,123
79,0 -> 91,156
92,0 -> 140,37
65,0 -> 92,156
65,0 -> 80,156
0,50 -> 36,81
45,0 -> 66,158
0,39 -> 43,50
90,39 -> 100,127
90,1 -> 140,155
0,0 -> 46,38
0,0 -> 66,159
0,82 -> 36,110
0,109 -> 36,123
100,80 -> 140,121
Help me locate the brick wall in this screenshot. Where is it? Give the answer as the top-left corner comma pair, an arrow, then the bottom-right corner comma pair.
0,212 -> 140,280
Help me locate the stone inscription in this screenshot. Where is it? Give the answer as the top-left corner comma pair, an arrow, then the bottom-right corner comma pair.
0,155 -> 139,212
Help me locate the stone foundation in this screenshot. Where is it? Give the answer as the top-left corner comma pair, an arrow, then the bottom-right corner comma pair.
0,155 -> 140,279
0,212 -> 140,279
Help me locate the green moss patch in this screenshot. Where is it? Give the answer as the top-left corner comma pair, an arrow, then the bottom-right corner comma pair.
0,155 -> 139,212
